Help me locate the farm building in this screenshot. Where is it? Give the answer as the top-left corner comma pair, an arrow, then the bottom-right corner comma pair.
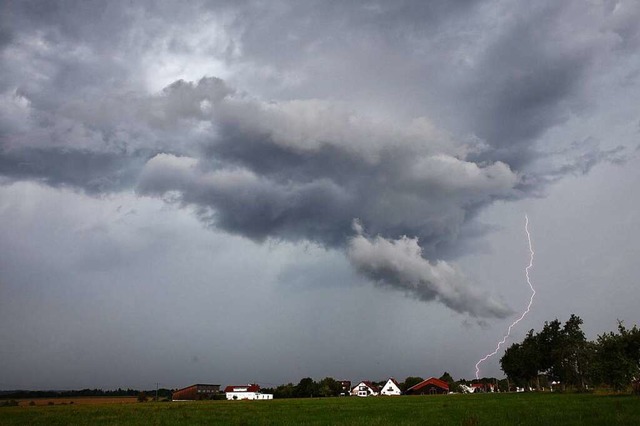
224,384 -> 273,400
405,377 -> 449,395
380,378 -> 402,396
172,384 -> 221,401
351,381 -> 380,397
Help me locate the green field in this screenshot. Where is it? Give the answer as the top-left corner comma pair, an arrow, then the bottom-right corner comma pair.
1,393 -> 639,425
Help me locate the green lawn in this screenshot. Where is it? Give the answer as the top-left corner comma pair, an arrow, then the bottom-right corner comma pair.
1,393 -> 639,425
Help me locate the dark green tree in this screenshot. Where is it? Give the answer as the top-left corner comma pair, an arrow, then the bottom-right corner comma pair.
318,377 -> 342,397
556,314 -> 590,390
537,319 -> 563,378
500,330 -> 541,390
295,377 -> 319,398
272,383 -> 296,399
400,376 -> 423,392
592,321 -> 640,391
439,372 -> 459,392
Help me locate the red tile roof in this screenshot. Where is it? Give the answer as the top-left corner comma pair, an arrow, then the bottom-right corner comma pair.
224,384 -> 260,393
407,377 -> 449,392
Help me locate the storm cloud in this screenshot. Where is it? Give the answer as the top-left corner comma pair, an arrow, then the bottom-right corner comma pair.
347,221 -> 512,318
127,75 -> 523,316
1,0 -> 639,325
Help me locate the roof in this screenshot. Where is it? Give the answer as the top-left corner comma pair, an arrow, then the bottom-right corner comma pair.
224,385 -> 261,393
174,383 -> 221,393
407,377 -> 449,392
352,381 -> 380,392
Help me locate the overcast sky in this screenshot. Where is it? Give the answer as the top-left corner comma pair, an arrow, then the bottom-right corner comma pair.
1,0 -> 639,391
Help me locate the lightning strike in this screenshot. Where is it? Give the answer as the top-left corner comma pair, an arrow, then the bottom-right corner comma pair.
474,214 -> 535,380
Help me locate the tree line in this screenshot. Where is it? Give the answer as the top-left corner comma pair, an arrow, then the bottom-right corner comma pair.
0,388 -> 173,400
500,314 -> 640,392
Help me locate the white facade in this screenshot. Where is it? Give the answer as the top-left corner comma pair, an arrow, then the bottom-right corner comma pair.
225,386 -> 273,400
380,378 -> 402,396
226,391 -> 273,400
350,381 -> 379,397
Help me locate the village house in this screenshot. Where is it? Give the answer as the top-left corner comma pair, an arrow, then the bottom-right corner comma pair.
224,384 -> 273,400
379,378 -> 402,396
405,377 -> 449,395
350,381 -> 380,397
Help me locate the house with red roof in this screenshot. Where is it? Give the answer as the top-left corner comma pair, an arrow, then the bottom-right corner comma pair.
224,384 -> 273,400
380,378 -> 402,396
350,381 -> 380,397
405,377 -> 449,395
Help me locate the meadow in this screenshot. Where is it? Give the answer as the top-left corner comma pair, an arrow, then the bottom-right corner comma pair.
1,392 -> 639,425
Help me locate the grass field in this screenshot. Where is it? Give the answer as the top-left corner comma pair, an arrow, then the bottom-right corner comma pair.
1,393 -> 639,425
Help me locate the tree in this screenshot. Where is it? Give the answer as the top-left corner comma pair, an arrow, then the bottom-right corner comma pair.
295,377 -> 319,398
439,372 -> 459,393
272,383 -> 296,399
557,314 -> 590,390
592,321 -> 640,391
401,377 -> 423,392
318,377 -> 342,397
537,319 -> 563,379
500,314 -> 594,391
500,330 -> 540,390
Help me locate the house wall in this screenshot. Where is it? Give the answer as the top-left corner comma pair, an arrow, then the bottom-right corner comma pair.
226,392 -> 273,400
351,382 -> 378,397
172,384 -> 221,401
380,380 -> 401,396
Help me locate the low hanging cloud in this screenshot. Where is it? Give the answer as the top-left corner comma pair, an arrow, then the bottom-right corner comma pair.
347,221 -> 512,318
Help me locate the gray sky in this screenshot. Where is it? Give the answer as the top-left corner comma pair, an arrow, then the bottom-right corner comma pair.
1,0 -> 639,390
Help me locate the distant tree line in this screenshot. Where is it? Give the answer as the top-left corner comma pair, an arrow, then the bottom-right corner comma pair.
262,377 -> 343,398
500,314 -> 640,392
1,388 -> 173,400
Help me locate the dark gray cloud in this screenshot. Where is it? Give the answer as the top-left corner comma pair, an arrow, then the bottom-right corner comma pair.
132,77 -> 521,316
1,1 -> 639,327
347,222 -> 513,318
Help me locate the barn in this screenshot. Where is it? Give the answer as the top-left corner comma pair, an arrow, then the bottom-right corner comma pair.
172,384 -> 221,401
405,377 -> 449,395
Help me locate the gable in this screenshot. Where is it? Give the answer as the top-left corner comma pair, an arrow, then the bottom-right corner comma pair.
381,378 -> 401,393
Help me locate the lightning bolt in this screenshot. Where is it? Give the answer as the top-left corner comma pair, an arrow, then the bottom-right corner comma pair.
474,214 -> 535,380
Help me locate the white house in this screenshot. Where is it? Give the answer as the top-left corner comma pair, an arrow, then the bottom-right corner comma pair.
224,384 -> 273,400
350,381 -> 380,397
379,378 -> 402,396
